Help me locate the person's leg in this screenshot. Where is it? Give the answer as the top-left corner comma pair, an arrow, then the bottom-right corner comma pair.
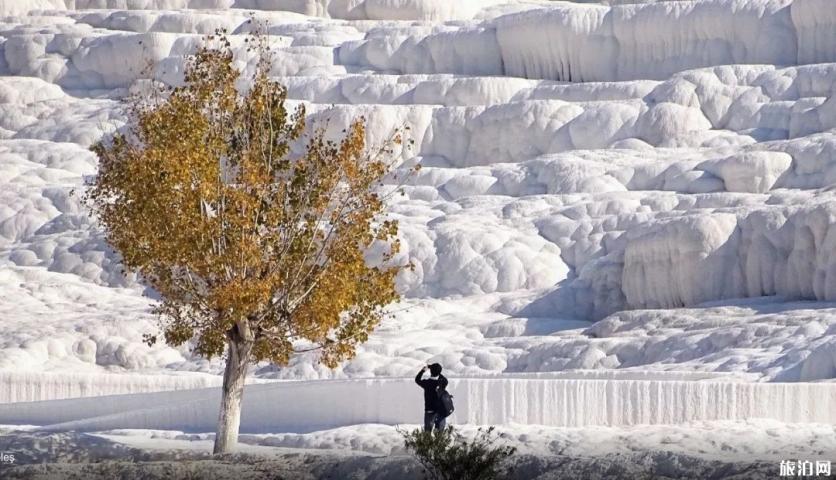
423,412 -> 434,432
435,414 -> 446,431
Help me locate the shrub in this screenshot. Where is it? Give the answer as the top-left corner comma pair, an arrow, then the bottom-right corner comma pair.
400,426 -> 517,480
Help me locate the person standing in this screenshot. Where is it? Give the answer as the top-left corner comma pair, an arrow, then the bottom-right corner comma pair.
415,363 -> 448,432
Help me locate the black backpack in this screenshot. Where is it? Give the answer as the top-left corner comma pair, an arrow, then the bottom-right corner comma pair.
437,387 -> 454,418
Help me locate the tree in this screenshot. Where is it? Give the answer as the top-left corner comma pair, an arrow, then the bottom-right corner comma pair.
400,426 -> 517,480
87,30 -> 410,454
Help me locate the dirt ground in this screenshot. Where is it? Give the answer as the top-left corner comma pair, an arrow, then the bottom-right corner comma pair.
0,430 -> 798,480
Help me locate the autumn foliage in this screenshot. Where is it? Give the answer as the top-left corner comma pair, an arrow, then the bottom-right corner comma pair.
87,30 -> 409,452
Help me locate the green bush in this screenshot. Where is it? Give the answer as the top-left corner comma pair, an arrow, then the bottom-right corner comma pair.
399,426 -> 517,480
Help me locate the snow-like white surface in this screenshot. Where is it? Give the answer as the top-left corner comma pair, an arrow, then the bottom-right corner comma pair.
0,0 -> 835,421
495,0 -> 799,82
92,419 -> 836,462
0,371 -> 229,403
1,0 -> 536,20
333,0 -> 836,82
0,376 -> 833,433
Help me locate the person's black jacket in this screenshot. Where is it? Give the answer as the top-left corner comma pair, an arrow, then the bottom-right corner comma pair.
415,369 -> 448,412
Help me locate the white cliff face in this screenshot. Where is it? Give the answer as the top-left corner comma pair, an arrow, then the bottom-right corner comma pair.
1,0 -> 836,390
333,0 -> 833,82
1,373 -> 834,430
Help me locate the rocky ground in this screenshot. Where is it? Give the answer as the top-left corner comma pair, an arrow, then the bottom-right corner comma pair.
0,430 -> 801,480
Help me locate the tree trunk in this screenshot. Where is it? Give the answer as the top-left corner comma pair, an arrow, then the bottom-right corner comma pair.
213,322 -> 254,454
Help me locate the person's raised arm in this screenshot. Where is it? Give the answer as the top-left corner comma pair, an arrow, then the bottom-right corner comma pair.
415,366 -> 427,385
